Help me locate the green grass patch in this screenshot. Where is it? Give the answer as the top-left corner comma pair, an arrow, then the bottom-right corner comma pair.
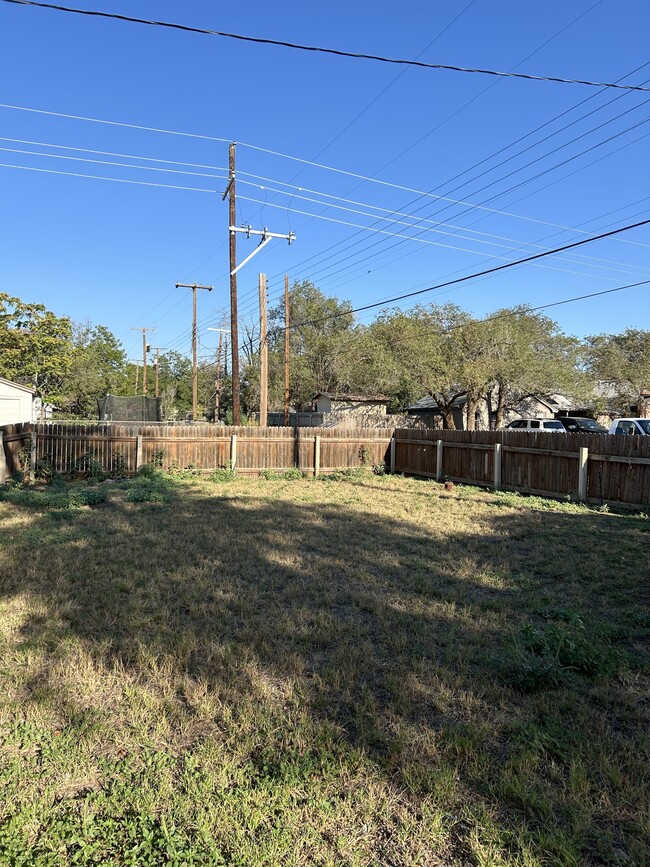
0,475 -> 647,865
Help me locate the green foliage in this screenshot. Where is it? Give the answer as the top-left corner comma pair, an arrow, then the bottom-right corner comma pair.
258,467 -> 304,480
0,292 -> 73,406
0,484 -> 107,509
586,328 -> 650,413
372,461 -> 387,476
209,464 -> 237,482
265,280 -> 357,409
58,322 -> 129,418
73,449 -> 107,480
126,472 -> 171,503
110,451 -> 128,478
318,467 -> 366,482
496,614 -> 623,691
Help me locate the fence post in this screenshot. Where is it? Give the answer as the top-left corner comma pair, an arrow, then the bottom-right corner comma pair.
30,429 -> 37,481
578,446 -> 588,501
135,435 -> 144,471
230,434 -> 237,472
390,436 -> 396,474
0,432 -> 6,485
436,439 -> 443,482
494,442 -> 502,489
314,435 -> 320,477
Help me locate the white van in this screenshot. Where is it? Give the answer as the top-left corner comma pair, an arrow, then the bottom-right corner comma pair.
500,418 -> 565,431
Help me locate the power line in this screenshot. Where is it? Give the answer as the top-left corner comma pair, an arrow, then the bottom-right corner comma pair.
274,115 -> 650,291
0,102 -> 230,142
5,0 -> 650,92
0,145 -> 228,179
0,161 -> 220,191
288,218 -> 650,329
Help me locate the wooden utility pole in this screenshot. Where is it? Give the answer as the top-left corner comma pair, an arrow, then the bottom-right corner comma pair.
215,331 -> 223,422
227,143 -> 241,424
175,282 -> 213,420
259,273 -> 268,427
130,327 -> 155,394
284,274 -> 290,425
154,348 -> 160,398
208,326 -> 229,422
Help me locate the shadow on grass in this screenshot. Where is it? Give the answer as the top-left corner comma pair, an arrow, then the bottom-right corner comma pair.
1,476 -> 648,864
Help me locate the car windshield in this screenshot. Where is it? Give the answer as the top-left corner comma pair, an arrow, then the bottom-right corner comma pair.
638,419 -> 650,434
576,419 -> 605,431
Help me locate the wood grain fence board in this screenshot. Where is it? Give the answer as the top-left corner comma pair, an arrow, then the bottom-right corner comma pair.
1,422 -> 649,504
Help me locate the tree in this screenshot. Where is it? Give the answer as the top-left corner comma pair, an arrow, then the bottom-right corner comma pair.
0,292 -> 73,409
58,322 -> 128,417
370,304 -> 474,429
586,329 -> 650,415
266,280 -> 356,409
488,308 -> 584,429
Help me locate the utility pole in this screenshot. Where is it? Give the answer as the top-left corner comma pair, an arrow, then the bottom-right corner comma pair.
227,143 -> 241,425
153,347 -> 160,398
215,331 -> 223,422
207,326 -> 229,423
223,142 -> 295,426
259,273 -> 268,427
284,274 -> 290,425
175,282 -> 213,420
130,327 -> 156,394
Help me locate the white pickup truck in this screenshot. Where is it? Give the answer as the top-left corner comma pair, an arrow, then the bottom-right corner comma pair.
608,418 -> 650,436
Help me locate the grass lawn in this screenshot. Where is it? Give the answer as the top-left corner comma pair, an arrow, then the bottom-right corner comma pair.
0,471 -> 648,866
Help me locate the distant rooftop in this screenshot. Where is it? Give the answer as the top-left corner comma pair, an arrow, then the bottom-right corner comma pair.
313,392 -> 389,403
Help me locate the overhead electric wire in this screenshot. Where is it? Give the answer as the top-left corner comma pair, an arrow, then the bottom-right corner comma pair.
257,59 -> 650,289
277,111 -> 650,290
0,161 -> 220,191
0,136 -> 228,171
251,0 -> 608,230
5,0 -> 649,92
285,218 -> 650,329
0,145 -> 228,179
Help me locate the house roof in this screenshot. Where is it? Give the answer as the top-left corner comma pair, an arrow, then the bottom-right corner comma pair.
407,395 -> 467,413
0,377 -> 34,395
313,392 -> 389,403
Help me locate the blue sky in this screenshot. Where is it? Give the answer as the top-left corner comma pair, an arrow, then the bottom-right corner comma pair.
1,0 -> 649,363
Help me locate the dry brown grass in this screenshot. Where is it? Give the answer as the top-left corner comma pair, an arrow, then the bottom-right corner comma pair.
0,472 -> 648,865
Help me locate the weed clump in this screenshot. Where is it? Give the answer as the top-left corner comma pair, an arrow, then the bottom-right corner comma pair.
258,468 -> 303,480
496,613 -> 624,691
0,484 -> 107,510
209,464 -> 237,483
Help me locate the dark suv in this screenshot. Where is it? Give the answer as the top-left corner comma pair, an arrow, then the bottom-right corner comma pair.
555,417 -> 607,433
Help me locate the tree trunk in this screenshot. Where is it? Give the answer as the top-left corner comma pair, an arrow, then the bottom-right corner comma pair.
441,407 -> 456,430
637,391 -> 650,418
466,392 -> 480,431
495,382 -> 507,430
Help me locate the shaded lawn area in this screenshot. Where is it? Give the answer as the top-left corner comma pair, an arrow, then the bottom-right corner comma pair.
0,473 -> 648,866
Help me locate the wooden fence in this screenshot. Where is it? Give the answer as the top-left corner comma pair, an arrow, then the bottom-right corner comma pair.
393,429 -> 650,508
0,423 -> 391,480
1,422 -> 648,507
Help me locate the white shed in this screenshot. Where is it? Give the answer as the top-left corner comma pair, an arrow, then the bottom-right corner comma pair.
0,378 -> 34,425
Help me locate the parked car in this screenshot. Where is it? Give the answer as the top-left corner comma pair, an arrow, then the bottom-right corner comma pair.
555,417 -> 608,433
608,418 -> 650,436
500,418 -> 565,431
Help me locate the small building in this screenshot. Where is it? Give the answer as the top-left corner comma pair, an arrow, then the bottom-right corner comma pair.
0,377 -> 34,425
313,392 -> 389,417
